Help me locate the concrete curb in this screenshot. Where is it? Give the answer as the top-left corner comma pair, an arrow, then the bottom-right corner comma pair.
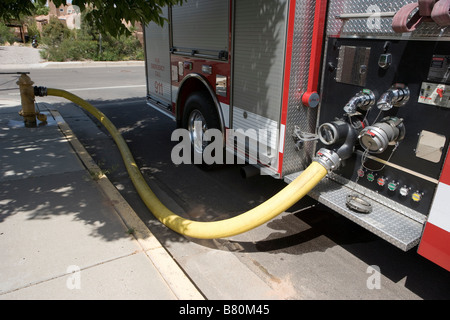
52,110 -> 205,300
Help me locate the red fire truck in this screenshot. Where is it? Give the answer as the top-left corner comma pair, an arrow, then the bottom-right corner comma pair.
144,0 -> 450,271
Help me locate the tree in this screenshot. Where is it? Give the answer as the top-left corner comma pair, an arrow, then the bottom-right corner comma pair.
0,0 -> 185,37
34,2 -> 49,16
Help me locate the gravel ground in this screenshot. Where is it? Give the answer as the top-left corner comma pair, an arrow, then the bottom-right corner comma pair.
0,45 -> 44,66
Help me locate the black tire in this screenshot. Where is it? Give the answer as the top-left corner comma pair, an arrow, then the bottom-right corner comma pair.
182,91 -> 222,167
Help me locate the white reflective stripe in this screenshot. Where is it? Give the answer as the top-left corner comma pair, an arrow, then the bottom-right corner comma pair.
428,182 -> 450,233
232,106 -> 279,151
172,85 -> 179,103
220,103 -> 230,128
279,124 -> 286,154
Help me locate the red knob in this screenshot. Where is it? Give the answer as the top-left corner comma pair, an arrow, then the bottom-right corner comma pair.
302,91 -> 320,108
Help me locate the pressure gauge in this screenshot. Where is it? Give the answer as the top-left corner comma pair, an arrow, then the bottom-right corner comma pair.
378,53 -> 392,69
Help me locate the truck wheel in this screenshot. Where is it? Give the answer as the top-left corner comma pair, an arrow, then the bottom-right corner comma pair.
182,91 -> 222,166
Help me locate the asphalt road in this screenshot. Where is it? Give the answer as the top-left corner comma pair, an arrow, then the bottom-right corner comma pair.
1,66 -> 449,300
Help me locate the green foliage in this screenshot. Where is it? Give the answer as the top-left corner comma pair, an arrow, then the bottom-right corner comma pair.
94,34 -> 144,61
34,2 -> 49,16
0,22 -> 15,44
40,37 -> 98,62
41,17 -> 73,47
2,0 -> 186,37
24,17 -> 40,40
0,0 -> 42,22
40,15 -> 144,62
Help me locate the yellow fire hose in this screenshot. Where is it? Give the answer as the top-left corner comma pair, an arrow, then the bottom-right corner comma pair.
43,88 -> 328,239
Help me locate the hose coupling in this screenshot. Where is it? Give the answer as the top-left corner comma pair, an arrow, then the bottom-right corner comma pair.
313,148 -> 341,172
358,116 -> 405,154
34,86 -> 48,97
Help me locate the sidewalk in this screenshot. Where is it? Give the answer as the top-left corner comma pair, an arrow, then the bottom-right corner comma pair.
0,45 -> 145,70
0,60 -> 145,70
0,101 -> 204,300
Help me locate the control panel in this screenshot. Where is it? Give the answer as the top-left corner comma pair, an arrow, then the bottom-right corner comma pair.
419,82 -> 449,108
318,38 -> 450,216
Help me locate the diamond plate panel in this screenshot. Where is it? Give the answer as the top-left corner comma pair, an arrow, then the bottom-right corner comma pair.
285,172 -> 425,251
327,0 -> 450,39
282,1 -> 318,176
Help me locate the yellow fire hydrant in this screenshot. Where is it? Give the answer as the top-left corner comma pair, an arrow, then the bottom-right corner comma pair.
17,73 -> 47,126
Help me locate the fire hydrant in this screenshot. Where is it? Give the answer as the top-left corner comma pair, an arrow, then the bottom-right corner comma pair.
17,73 -> 47,127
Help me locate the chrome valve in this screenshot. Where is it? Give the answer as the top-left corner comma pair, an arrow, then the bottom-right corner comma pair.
344,89 -> 376,114
377,84 -> 410,111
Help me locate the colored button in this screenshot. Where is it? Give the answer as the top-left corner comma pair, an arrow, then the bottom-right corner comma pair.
377,177 -> 387,187
412,192 -> 423,202
367,173 -> 375,182
400,186 -> 410,197
388,182 -> 398,191
357,169 -> 365,178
